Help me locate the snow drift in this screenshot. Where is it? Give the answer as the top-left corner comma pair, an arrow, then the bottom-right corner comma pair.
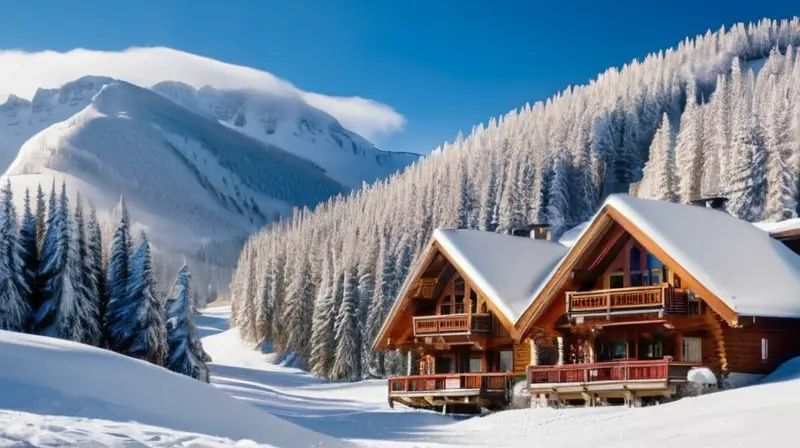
0,329 -> 349,447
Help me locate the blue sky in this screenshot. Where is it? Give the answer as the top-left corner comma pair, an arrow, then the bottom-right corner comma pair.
0,0 -> 796,154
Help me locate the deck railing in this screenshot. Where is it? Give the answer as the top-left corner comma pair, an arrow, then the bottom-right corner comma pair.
527,357 -> 671,385
567,285 -> 665,314
413,313 -> 492,336
388,372 -> 515,395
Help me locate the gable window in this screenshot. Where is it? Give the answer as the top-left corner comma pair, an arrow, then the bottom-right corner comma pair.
454,295 -> 465,314
470,290 -> 478,313
761,338 -> 769,361
681,337 -> 702,363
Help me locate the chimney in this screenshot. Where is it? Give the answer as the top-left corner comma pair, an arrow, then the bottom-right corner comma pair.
511,224 -> 551,240
690,196 -> 729,212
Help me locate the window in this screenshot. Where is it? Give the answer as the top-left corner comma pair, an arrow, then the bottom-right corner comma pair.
470,290 -> 478,313
440,302 -> 452,315
681,337 -> 702,363
469,358 -> 483,373
609,272 -> 624,289
454,295 -> 465,314
650,269 -> 662,284
499,351 -> 513,373
761,338 -> 769,361
630,246 -> 641,271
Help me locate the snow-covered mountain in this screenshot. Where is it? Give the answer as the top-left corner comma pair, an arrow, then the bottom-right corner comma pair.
151,81 -> 418,188
0,76 -> 355,296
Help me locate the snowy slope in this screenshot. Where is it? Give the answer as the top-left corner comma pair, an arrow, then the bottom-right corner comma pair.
198,305 -> 800,447
0,329 -> 348,447
2,79 -> 345,253
152,81 -> 419,188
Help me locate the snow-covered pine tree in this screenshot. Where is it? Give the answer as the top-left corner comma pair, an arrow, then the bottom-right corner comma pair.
456,160 -> 479,229
764,77 -> 799,221
20,188 -> 41,316
357,232 -> 377,378
282,251 -> 315,362
478,151 -> 499,231
87,206 -> 108,345
123,232 -> 168,366
32,181 -> 67,336
166,263 -> 209,382
728,71 -> 767,221
73,194 -> 101,346
675,80 -> 704,203
35,184 -> 47,253
331,261 -> 361,381
0,181 -> 31,331
546,150 -> 571,238
309,244 -> 337,378
105,198 -> 133,353
364,230 -> 395,377
268,244 -> 287,354
640,113 -> 679,203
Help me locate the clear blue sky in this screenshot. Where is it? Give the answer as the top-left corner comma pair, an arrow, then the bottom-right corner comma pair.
0,0 -> 796,154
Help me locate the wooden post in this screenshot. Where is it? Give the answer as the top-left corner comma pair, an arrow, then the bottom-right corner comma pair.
557,337 -> 564,365
530,338 -> 539,366
406,351 -> 413,376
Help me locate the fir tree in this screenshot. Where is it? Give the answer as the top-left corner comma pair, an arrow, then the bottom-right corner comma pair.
640,113 -> 679,203
675,80 -> 704,203
332,263 -> 361,381
0,181 -> 31,331
87,206 -> 108,345
35,184 -> 47,253
282,252 -> 315,362
166,264 -> 209,382
20,188 -> 41,315
73,194 -> 101,346
105,198 -> 133,353
546,150 -> 571,238
309,246 -> 337,378
122,232 -> 168,365
32,181 -> 67,335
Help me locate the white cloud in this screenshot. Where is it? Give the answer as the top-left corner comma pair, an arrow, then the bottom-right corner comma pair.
0,47 -> 405,142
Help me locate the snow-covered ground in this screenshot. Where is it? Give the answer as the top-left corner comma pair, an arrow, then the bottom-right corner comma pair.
2,305 -> 799,447
199,306 -> 800,448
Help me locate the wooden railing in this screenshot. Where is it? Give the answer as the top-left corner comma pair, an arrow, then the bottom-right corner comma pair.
527,357 -> 671,385
413,313 -> 492,336
388,372 -> 515,395
567,285 -> 665,314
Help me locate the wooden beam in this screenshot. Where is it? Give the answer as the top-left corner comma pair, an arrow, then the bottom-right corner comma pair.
587,225 -> 626,271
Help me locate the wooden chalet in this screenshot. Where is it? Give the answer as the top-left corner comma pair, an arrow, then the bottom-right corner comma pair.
372,228 -> 567,412
516,195 -> 800,407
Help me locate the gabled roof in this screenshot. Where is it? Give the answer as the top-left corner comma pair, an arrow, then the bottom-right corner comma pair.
434,229 -> 569,323
754,217 -> 800,240
518,194 -> 800,335
371,229 -> 568,351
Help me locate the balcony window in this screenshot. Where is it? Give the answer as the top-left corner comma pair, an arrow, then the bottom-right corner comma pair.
609,272 -> 624,289
440,303 -> 452,315
454,295 -> 465,314
470,290 -> 478,313
681,337 -> 702,363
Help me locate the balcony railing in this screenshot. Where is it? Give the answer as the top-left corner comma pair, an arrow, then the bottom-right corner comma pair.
388,372 -> 515,396
527,358 -> 672,386
413,313 -> 492,336
567,285 -> 665,314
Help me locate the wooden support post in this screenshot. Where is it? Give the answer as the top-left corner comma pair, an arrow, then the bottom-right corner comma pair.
406,351 -> 412,376
530,338 -> 539,366
557,337 -> 564,365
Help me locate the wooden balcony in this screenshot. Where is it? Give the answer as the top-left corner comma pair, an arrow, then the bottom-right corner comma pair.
567,284 -> 665,315
412,313 -> 492,337
388,372 -> 515,412
526,358 -> 694,403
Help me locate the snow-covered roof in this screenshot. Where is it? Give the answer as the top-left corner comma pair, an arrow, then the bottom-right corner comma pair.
557,221 -> 589,248
434,229 -> 569,323
605,195 -> 800,319
753,217 -> 800,236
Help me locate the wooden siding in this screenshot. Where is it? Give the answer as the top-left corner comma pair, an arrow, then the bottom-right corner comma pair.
513,341 -> 531,374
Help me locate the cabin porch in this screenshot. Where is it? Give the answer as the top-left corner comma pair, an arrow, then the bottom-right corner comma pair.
388,372 -> 516,412
527,319 -> 708,406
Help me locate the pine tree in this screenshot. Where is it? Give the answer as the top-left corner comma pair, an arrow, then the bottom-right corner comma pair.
0,181 -> 31,331
105,198 -> 133,353
19,188 -> 41,315
478,152 -> 499,232
675,80 -> 704,203
282,252 -> 315,362
35,184 -> 47,253
87,206 -> 108,345
546,150 -> 571,238
32,181 -> 67,336
331,263 -> 361,381
122,232 -> 168,365
364,233 -> 394,377
309,245 -> 337,378
728,73 -> 767,221
166,264 -> 209,382
73,194 -> 101,346
764,78 -> 798,221
640,113 -> 679,202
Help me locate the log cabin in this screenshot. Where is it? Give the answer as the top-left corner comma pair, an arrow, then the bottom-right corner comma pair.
371,227 -> 567,412
516,195 -> 800,407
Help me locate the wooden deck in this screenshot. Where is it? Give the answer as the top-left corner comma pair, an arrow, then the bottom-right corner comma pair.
527,358 -> 694,405
387,372 -> 515,412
